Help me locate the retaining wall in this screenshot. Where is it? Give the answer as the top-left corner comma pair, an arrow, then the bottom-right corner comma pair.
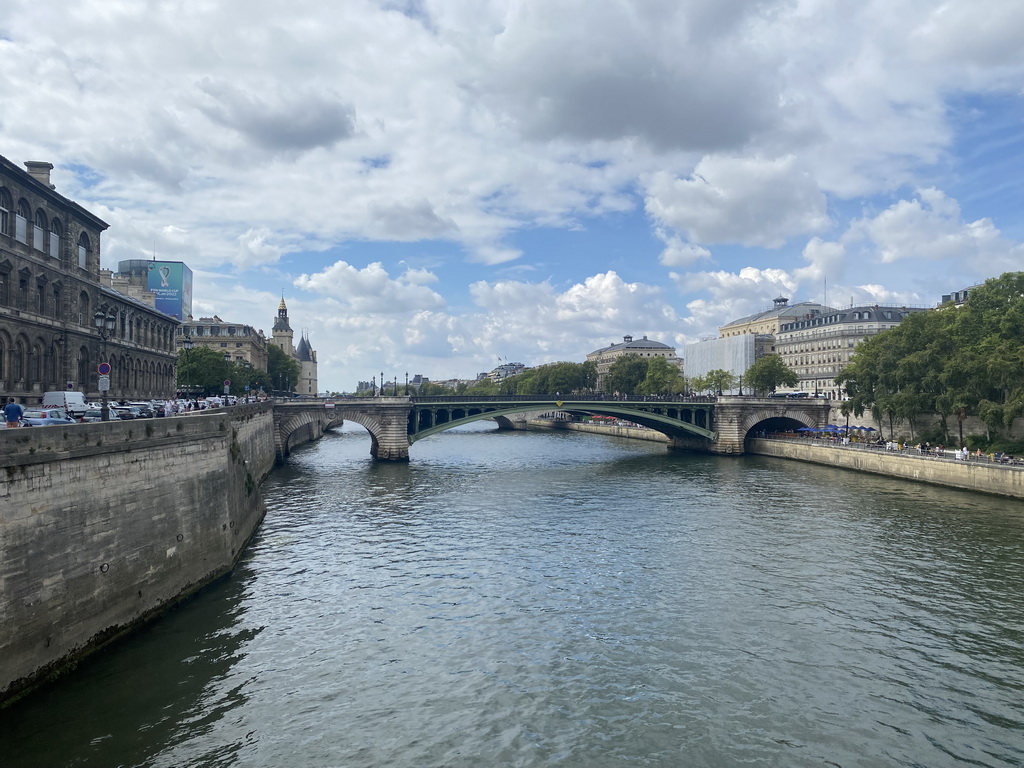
526,418 -> 670,444
749,438 -> 1024,500
0,405 -> 276,706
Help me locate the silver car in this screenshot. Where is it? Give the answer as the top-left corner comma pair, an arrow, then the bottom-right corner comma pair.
21,409 -> 77,426
80,408 -> 122,422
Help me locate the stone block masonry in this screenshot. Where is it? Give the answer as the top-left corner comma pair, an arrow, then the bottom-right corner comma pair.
749,438 -> 1024,500
0,405 -> 278,706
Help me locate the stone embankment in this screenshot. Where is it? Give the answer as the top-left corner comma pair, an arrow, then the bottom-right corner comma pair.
0,405 -> 277,706
526,417 -> 1024,500
750,438 -> 1024,499
526,417 -> 669,444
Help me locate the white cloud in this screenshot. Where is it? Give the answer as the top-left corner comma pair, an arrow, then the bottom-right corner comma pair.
235,228 -> 283,269
657,232 -> 713,268
294,261 -> 446,313
644,156 -> 830,247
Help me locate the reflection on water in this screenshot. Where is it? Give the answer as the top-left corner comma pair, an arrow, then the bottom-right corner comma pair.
2,423 -> 1023,767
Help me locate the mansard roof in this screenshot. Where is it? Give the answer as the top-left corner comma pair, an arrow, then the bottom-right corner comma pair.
590,334 -> 675,356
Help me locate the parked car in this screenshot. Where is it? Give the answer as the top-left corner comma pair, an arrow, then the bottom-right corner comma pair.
127,402 -> 154,418
20,409 -> 77,426
110,406 -> 138,420
80,408 -> 121,422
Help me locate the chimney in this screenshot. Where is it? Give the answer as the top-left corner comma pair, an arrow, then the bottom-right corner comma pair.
24,161 -> 55,189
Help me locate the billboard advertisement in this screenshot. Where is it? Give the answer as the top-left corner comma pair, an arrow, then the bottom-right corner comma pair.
146,261 -> 193,321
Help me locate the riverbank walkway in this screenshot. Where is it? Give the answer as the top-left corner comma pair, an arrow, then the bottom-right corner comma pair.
763,432 -> 1024,469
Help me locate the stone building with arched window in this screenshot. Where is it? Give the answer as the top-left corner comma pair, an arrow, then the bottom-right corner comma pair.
0,155 -> 179,405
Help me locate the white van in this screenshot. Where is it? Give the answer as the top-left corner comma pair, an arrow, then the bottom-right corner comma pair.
42,391 -> 88,418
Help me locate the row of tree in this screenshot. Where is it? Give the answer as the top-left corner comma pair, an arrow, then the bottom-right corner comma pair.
176,344 -> 300,397
836,272 -> 1024,444
363,352 -> 799,399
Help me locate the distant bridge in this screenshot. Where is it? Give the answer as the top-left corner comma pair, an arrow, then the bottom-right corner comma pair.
272,395 -> 832,462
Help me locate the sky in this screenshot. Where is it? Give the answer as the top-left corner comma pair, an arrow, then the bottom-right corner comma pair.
2,0 -> 1023,392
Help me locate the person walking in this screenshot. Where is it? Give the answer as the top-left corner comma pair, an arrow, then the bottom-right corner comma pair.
4,397 -> 24,428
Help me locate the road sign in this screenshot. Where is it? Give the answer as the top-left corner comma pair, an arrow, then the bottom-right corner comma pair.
224,379 -> 231,386
98,375 -> 110,392
98,362 -> 111,376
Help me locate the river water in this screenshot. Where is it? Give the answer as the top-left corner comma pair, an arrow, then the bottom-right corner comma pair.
3,424 -> 1024,767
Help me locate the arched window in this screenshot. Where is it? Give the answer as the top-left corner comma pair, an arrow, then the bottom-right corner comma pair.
77,346 -> 90,390
33,209 -> 47,253
28,341 -> 42,386
78,231 -> 90,269
79,291 -> 90,326
16,199 -> 30,244
12,339 -> 25,382
49,217 -> 62,259
0,188 -> 11,236
0,337 -> 5,382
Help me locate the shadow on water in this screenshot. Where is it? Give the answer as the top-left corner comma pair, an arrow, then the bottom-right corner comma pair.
0,562 -> 259,768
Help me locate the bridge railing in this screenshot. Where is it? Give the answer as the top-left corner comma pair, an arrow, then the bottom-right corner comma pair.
409,394 -> 719,404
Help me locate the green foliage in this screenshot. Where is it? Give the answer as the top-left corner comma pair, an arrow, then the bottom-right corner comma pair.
463,378 -> 498,395
637,356 -> 686,395
604,355 -> 649,395
836,272 -> 1024,441
267,345 -> 301,394
177,345 -> 231,396
502,361 -> 596,395
703,369 -> 736,396
744,354 -> 798,394
416,381 -> 455,396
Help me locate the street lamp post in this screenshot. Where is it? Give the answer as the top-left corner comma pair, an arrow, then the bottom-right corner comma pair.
380,371 -> 384,397
405,371 -> 409,396
93,309 -> 116,421
181,335 -> 194,398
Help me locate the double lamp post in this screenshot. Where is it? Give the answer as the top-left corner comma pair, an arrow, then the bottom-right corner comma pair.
93,309 -> 116,421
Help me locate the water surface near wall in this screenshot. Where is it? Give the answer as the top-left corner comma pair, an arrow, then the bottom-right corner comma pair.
2,424 -> 1023,767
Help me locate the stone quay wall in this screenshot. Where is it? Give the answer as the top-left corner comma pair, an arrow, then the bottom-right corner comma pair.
748,438 -> 1024,500
526,418 -> 670,444
0,404 -> 277,706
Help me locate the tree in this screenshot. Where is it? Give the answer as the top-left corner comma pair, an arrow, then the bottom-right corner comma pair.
604,355 -> 649,396
744,354 -> 798,395
835,271 -> 1024,444
267,345 -> 300,394
177,345 -> 231,396
703,369 -> 737,396
637,356 -> 685,396
501,361 -> 595,395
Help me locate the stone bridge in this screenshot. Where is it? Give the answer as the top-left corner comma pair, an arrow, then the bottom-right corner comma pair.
273,396 -> 832,462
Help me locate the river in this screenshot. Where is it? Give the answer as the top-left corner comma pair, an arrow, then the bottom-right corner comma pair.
2,423 -> 1023,767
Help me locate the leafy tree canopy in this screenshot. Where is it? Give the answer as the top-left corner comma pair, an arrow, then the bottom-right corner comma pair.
744,354 -> 798,395
835,271 -> 1024,440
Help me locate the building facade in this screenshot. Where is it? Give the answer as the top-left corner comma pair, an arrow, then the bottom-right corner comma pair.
719,296 -> 834,338
0,156 -> 178,404
683,334 -> 776,393
586,334 -> 679,392
176,315 -> 269,372
776,304 -> 929,398
268,297 -> 318,396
